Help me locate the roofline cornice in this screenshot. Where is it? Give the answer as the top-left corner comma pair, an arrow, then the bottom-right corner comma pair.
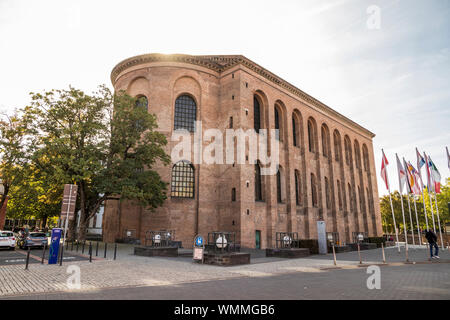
111,53 -> 375,138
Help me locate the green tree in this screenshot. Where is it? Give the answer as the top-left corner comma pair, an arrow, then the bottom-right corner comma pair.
24,86 -> 170,240
0,111 -> 30,212
380,178 -> 450,234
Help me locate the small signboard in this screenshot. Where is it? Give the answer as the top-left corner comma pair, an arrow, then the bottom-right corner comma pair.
48,228 -> 62,264
193,247 -> 204,260
193,235 -> 204,263
60,184 -> 78,220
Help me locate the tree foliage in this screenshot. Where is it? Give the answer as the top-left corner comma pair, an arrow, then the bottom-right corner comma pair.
17,85 -> 169,239
380,178 -> 450,233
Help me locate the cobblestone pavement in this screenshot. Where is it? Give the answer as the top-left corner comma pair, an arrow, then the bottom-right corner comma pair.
0,244 -> 449,298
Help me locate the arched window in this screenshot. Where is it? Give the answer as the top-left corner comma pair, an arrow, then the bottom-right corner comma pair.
292,115 -> 297,147
308,119 -> 316,153
255,162 -> 263,201
171,161 -> 195,198
337,179 -> 343,210
321,125 -> 329,157
135,95 -> 148,109
363,144 -> 370,172
311,173 -> 318,207
174,95 -> 196,132
325,177 -> 331,209
254,96 -> 261,134
354,141 -> 361,169
344,136 -> 352,166
231,188 -> 236,201
274,106 -> 281,141
294,170 -> 301,205
348,184 -> 353,211
358,186 -> 363,211
333,130 -> 341,162
276,169 -> 282,203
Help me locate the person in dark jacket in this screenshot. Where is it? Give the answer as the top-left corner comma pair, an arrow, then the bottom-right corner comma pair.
425,229 -> 439,259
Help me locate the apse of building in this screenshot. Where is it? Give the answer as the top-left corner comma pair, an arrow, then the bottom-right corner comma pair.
102,54 -> 382,249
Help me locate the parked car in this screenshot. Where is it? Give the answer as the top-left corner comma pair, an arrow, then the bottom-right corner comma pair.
17,232 -> 47,249
0,231 -> 16,250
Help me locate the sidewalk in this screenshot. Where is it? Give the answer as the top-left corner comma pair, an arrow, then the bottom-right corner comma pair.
1,244 -> 448,298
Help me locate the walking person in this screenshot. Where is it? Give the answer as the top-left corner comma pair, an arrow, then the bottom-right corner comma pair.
425,229 -> 439,259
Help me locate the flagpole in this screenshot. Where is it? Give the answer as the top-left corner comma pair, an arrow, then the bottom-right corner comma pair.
403,158 -> 415,246
382,149 -> 400,253
412,195 -> 422,246
387,185 -> 400,253
424,152 -> 437,232
416,148 -> 429,232
433,192 -> 444,249
396,153 -> 409,259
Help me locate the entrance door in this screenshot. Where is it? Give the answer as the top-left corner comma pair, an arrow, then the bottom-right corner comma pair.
255,230 -> 261,249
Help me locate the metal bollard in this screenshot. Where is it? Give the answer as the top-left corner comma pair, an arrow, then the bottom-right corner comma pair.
41,243 -> 46,264
71,241 -> 74,251
59,242 -> 64,266
357,243 -> 362,264
76,241 -> 79,252
89,242 -> 92,263
104,243 -> 107,258
381,243 -> 386,264
82,241 -> 85,254
66,239 -> 69,250
95,241 -> 99,257
25,247 -> 31,270
332,244 -> 337,266
114,243 -> 117,260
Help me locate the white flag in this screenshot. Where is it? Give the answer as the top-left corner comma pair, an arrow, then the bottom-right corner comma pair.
396,153 -> 406,193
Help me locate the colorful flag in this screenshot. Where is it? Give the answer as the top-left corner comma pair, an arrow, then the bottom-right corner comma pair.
396,154 -> 406,193
424,152 -> 433,193
380,149 -> 390,190
409,162 -> 423,192
428,156 -> 441,194
406,161 -> 421,195
416,148 -> 425,170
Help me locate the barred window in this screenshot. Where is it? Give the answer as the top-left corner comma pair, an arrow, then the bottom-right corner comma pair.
174,95 -> 196,132
135,95 -> 148,109
171,161 -> 195,198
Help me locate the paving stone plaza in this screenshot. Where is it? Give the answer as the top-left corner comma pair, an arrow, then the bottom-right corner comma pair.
1,243 -> 449,299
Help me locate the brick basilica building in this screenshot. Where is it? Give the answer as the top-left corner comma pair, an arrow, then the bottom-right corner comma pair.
102,53 -> 382,249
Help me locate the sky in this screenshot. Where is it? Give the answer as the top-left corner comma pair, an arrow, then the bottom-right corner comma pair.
0,0 -> 449,196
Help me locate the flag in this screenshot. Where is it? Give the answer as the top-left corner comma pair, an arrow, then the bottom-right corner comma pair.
409,161 -> 423,192
416,148 -> 425,171
428,156 -> 441,193
406,161 -> 421,195
424,152 -> 433,192
380,149 -> 390,190
396,153 -> 406,193
447,146 -> 450,171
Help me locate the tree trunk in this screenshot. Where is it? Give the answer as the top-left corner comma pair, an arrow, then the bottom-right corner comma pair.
77,181 -> 88,241
42,215 -> 48,229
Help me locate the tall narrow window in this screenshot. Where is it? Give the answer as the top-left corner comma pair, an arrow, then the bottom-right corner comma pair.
294,170 -> 301,205
337,179 -> 343,210
358,186 -> 363,211
308,121 -> 313,152
171,161 -> 195,198
311,173 -> 318,207
292,116 -> 297,147
321,125 -> 329,157
348,184 -> 353,211
274,106 -> 281,141
325,177 -> 330,209
231,188 -> 236,201
255,163 -> 262,201
254,96 -> 261,134
229,116 -> 233,129
174,95 -> 196,132
334,131 -> 341,162
276,169 -> 282,203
